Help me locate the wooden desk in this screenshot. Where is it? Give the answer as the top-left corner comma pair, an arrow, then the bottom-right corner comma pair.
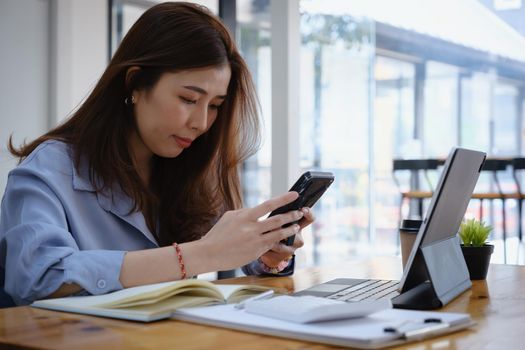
0,256 -> 523,349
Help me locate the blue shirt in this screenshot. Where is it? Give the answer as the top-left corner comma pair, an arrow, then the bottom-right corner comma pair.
0,140 -> 293,306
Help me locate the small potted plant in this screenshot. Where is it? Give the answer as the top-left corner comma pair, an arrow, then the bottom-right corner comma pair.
458,218 -> 494,280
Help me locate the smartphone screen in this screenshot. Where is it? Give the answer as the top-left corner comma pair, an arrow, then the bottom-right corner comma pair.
268,171 -> 334,245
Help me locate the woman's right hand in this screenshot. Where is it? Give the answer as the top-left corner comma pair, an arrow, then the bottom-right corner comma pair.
198,191 -> 304,272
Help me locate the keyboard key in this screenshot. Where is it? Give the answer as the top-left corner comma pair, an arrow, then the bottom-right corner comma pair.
365,286 -> 400,301
329,279 -> 399,302
329,280 -> 376,297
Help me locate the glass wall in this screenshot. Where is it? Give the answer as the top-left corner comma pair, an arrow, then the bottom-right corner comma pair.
110,0 -> 219,56
236,0 -> 272,208
493,82 -> 520,155
373,56 -> 415,254
238,3 -> 377,266
299,12 -> 375,265
460,73 -> 522,249
460,72 -> 492,152
423,61 -> 459,157
297,0 -> 525,264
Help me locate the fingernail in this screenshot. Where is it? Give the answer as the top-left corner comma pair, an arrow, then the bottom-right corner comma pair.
302,207 -> 309,214
296,211 -> 304,219
294,224 -> 300,232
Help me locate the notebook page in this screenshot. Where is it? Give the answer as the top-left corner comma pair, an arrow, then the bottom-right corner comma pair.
32,281 -> 181,309
32,280 -> 220,309
215,284 -> 271,303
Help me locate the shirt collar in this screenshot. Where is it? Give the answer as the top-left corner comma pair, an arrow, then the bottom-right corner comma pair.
71,157 -> 159,246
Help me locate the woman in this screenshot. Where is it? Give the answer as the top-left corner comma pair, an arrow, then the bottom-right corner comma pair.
0,2 -> 312,306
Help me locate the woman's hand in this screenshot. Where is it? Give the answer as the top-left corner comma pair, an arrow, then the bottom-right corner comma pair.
197,192 -> 305,272
259,207 -> 315,268
121,193 -> 315,285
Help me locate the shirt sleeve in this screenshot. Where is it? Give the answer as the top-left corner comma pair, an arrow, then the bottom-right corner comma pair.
0,173 -> 126,305
241,256 -> 295,277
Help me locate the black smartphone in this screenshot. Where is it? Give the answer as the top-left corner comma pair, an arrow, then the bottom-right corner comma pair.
268,171 -> 335,246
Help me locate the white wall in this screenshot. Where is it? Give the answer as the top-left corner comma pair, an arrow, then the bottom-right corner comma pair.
0,0 -> 107,199
0,0 -> 50,195
50,0 -> 108,124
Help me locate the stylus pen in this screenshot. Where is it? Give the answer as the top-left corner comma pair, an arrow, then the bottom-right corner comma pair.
234,290 -> 274,309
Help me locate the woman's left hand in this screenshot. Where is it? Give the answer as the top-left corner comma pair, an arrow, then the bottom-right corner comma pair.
259,207 -> 315,268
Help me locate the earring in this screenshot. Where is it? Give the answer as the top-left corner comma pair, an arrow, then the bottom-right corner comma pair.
124,95 -> 136,106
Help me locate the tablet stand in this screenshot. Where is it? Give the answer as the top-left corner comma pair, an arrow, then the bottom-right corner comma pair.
393,236 -> 471,310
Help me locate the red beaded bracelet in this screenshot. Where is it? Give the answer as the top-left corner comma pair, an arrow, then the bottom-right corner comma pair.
172,243 -> 187,280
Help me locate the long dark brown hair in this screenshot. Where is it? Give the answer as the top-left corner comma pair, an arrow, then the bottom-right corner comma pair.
9,2 -> 260,246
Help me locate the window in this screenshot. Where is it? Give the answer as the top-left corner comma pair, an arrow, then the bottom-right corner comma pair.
374,56 -> 416,254
300,9 -> 376,264
110,0 -> 219,56
423,61 -> 459,157
299,0 -> 525,263
236,0 -> 272,208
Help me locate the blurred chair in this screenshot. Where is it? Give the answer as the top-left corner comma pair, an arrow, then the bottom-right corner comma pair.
512,157 -> 525,242
471,158 -> 511,262
392,159 -> 441,222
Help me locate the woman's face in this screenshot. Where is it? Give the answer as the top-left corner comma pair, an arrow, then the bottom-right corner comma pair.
131,65 -> 231,160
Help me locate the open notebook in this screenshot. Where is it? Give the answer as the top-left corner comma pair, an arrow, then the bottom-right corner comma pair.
31,279 -> 271,322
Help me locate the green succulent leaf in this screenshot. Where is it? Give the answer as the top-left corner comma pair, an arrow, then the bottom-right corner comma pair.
458,218 -> 492,247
